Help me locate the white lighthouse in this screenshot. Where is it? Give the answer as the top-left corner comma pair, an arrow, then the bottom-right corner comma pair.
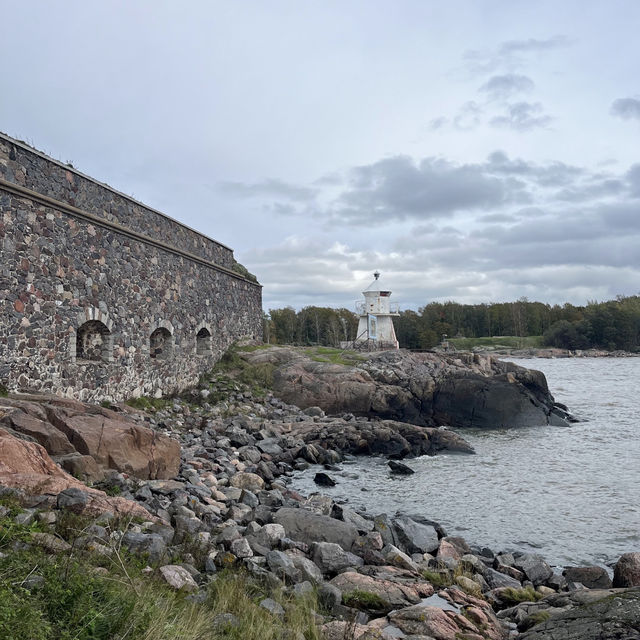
354,271 -> 399,350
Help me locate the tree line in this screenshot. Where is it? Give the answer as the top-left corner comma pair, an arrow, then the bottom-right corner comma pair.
264,296 -> 640,351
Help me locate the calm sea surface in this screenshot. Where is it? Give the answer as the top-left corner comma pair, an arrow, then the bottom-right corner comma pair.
287,357 -> 640,568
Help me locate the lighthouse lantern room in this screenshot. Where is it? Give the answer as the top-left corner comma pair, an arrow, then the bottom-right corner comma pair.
354,271 -> 399,350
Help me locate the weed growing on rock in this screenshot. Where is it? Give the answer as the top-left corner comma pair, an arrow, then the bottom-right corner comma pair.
421,568 -> 452,588
342,589 -> 389,611
501,585 -> 543,604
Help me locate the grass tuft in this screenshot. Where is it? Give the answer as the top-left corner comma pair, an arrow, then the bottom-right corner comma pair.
342,589 -> 389,611
0,509 -> 322,640
500,585 -> 543,604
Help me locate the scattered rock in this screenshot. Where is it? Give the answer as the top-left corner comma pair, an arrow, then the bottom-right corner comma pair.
387,460 -> 414,475
159,565 -> 198,592
613,552 -> 640,588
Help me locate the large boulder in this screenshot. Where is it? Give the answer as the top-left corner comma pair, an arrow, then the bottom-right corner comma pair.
0,427 -> 154,519
613,553 -> 640,588
518,587 -> 640,640
0,397 -> 180,480
242,347 -> 569,429
312,542 -> 363,574
563,566 -> 612,589
514,554 -> 554,586
393,515 -> 440,554
47,408 -> 180,479
329,570 -> 424,613
273,507 -> 359,550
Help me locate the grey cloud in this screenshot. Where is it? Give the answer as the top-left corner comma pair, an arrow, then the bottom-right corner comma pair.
462,35 -> 569,76
490,102 -> 552,131
429,116 -> 448,130
627,164 -> 640,197
332,155 -> 514,224
498,35 -> 570,56
453,101 -> 483,130
479,74 -> 534,100
478,213 -> 519,223
554,179 -> 625,202
218,178 -> 317,202
610,98 -> 640,121
485,151 -> 583,187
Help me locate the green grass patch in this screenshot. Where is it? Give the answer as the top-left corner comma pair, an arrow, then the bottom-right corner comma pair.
0,383 -> 8,397
421,569 -> 452,589
304,346 -> 366,366
500,586 -> 543,604
522,610 -> 551,630
0,508 -> 322,640
206,347 -> 275,397
449,335 -> 544,350
342,590 -> 389,611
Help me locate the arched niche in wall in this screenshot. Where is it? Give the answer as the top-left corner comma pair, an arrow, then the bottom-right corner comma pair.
195,323 -> 213,356
150,322 -> 174,360
75,320 -> 112,362
70,308 -> 114,364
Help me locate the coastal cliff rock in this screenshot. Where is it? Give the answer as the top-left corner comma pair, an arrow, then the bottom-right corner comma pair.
0,427 -> 153,519
0,395 -> 180,480
517,587 -> 640,640
242,346 -> 571,428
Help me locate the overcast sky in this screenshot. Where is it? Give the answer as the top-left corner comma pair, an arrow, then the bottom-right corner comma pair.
2,1 -> 639,312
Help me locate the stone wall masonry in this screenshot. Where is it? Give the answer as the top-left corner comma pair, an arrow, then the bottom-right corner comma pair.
0,133 -> 233,268
0,134 -> 262,403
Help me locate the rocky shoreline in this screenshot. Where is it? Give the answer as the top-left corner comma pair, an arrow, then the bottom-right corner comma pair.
1,353 -> 639,639
468,347 -> 640,359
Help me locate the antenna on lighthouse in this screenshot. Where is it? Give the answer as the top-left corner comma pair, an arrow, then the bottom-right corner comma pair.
374,270 -> 380,280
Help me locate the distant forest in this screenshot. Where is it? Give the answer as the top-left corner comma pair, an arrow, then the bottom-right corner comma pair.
265,295 -> 640,351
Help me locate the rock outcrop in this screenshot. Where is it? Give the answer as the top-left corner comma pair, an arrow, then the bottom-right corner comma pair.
517,588 -> 640,640
242,347 -> 573,428
0,427 -> 153,519
0,395 -> 180,481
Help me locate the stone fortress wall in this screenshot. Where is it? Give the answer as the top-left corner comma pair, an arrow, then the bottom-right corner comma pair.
0,132 -> 262,402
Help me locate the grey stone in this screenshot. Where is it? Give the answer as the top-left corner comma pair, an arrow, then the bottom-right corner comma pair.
483,566 -> 523,589
292,580 -> 314,597
266,550 -> 299,582
121,532 -> 167,563
273,507 -> 359,551
57,488 -> 89,512
514,554 -> 553,586
563,566 -> 612,589
393,516 -> 439,554
613,552 -> 640,588
318,582 -> 342,610
230,537 -> 253,559
259,597 -> 285,617
159,565 -> 198,592
312,541 -> 364,575
255,523 -> 286,548
291,555 -> 324,585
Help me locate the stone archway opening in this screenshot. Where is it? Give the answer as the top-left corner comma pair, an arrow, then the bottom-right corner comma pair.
150,327 -> 173,360
76,320 -> 111,362
196,327 -> 212,355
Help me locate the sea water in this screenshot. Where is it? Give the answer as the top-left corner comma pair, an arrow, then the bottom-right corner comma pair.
287,357 -> 640,568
